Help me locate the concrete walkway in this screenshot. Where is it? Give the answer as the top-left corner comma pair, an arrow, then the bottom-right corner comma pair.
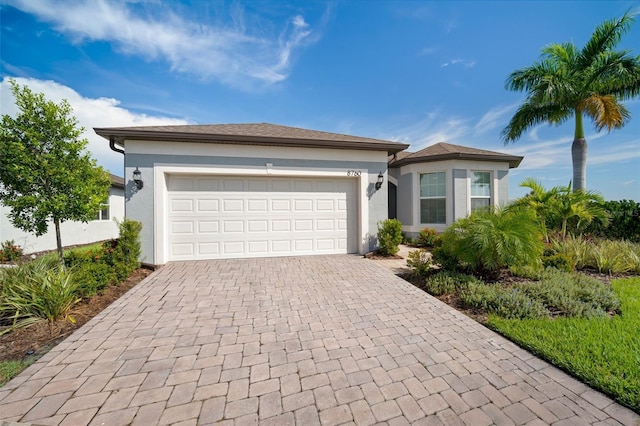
0,256 -> 637,425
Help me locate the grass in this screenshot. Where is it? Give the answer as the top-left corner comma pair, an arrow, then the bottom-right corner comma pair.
488,277 -> 640,411
0,359 -> 34,386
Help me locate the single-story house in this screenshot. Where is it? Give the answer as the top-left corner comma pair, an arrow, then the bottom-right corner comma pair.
0,174 -> 125,255
95,123 -> 522,267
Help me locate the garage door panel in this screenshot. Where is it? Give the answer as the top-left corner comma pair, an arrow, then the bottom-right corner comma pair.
198,199 -> 219,212
171,199 -> 194,212
171,221 -> 193,235
198,221 -> 219,234
167,175 -> 357,260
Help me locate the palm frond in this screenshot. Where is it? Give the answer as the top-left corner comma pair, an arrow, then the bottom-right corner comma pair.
502,102 -> 571,143
578,11 -> 635,70
581,94 -> 627,131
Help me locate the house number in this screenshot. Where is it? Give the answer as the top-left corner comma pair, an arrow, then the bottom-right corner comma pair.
347,170 -> 361,176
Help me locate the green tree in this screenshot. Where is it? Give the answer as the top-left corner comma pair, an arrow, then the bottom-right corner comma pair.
502,11 -> 640,192
507,178 -> 560,242
0,79 -> 111,265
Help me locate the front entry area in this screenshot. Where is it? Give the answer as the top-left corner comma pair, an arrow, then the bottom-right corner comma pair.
166,174 -> 358,261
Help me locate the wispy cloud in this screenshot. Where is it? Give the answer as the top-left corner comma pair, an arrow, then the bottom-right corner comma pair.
0,77 -> 190,174
474,103 -> 517,134
418,46 -> 438,56
440,59 -> 476,68
4,0 -> 321,89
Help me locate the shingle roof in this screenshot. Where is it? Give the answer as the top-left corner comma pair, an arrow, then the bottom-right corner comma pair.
389,142 -> 523,168
109,174 -> 125,189
95,123 -> 409,154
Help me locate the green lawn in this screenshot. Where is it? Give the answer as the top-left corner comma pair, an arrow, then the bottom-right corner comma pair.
489,277 -> 640,411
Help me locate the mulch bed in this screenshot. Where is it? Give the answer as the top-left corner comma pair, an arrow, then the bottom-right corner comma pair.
0,268 -> 152,363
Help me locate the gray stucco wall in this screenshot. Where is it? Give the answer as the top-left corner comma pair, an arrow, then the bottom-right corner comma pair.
452,169 -> 468,223
124,153 -> 388,265
396,172 -> 413,227
497,170 -> 509,206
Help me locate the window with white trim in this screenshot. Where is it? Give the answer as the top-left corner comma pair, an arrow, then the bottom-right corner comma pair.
470,171 -> 491,212
419,172 -> 446,224
94,198 -> 110,221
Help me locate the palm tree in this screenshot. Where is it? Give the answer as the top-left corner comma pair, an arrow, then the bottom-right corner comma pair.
508,178 -> 560,242
502,11 -> 640,192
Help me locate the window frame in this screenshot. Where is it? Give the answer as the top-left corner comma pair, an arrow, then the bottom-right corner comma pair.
470,170 -> 492,213
419,171 -> 447,225
94,196 -> 110,221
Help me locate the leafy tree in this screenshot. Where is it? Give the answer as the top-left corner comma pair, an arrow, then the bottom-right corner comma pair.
0,79 -> 111,265
502,11 -> 640,192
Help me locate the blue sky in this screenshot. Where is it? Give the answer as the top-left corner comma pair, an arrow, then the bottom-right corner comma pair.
1,0 -> 639,201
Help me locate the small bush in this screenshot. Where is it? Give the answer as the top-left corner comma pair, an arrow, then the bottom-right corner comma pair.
72,262 -> 116,297
438,208 -> 544,274
406,249 -> 432,278
111,219 -> 142,281
377,219 -> 403,256
0,258 -> 81,334
416,227 -> 439,247
424,271 -> 480,296
0,240 -> 23,262
542,253 -> 575,272
430,245 -> 459,271
509,264 -> 543,280
461,282 -> 549,319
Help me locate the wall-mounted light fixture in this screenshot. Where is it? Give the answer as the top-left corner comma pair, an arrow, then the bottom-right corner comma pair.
375,171 -> 384,190
133,167 -> 144,190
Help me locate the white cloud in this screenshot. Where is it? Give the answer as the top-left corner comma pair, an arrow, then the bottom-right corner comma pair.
440,59 -> 475,68
4,0 -> 319,88
474,103 -> 517,134
0,77 -> 190,175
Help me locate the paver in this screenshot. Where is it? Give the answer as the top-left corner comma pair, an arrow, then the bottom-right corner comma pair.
0,255 -> 637,425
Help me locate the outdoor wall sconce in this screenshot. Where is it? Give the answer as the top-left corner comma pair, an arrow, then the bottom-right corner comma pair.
375,171 -> 384,190
133,167 -> 144,190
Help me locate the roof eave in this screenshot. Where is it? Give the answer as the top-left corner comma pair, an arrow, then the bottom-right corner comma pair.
94,128 -> 410,154
389,153 -> 524,168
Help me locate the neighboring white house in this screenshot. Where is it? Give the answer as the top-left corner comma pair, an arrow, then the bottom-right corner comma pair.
94,123 -> 522,266
0,174 -> 125,254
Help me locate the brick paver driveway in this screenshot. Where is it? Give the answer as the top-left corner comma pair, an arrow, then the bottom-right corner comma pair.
1,256 -> 638,425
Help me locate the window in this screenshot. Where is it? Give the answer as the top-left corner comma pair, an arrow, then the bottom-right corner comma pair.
94,199 -> 110,221
470,171 -> 491,212
420,172 -> 446,224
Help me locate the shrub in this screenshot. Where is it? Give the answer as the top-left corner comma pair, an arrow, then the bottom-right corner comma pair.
424,271 -> 480,296
542,253 -> 575,272
439,208 -> 544,274
515,269 -> 620,317
416,227 -> 439,247
0,258 -> 81,334
461,282 -> 548,319
430,245 -> 459,271
72,262 -> 116,297
0,240 -> 23,262
406,249 -> 432,278
110,219 -> 142,281
377,219 -> 403,256
585,199 -> 640,243
553,236 -> 640,274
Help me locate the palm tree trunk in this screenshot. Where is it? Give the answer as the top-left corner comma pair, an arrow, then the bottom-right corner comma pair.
572,110 -> 587,192
571,138 -> 587,192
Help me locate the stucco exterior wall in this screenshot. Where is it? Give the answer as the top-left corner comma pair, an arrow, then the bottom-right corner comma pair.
396,172 -> 413,227
0,187 -> 124,254
124,140 -> 389,266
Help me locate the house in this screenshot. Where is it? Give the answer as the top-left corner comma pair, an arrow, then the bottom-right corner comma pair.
0,174 -> 125,254
388,142 -> 523,235
95,123 -> 522,266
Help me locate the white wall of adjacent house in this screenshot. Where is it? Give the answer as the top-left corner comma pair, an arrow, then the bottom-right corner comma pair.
0,187 -> 125,255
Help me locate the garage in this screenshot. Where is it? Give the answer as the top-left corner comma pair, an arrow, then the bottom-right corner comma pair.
166,174 -> 358,260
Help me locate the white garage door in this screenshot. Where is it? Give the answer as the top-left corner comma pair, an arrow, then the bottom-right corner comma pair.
166,175 -> 358,260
